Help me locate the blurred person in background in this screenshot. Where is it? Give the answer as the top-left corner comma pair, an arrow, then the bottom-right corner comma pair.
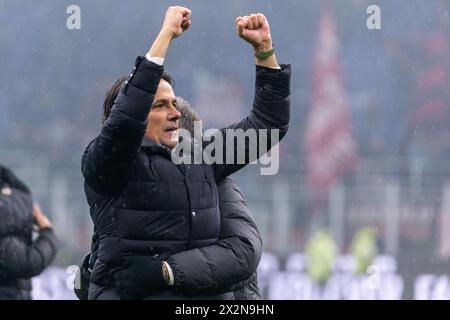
0,164 -> 58,300
81,6 -> 290,299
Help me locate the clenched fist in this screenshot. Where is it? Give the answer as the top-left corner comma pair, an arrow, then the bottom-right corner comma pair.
161,6 -> 192,39
236,13 -> 272,53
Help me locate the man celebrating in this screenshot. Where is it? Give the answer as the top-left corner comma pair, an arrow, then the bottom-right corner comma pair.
82,6 -> 290,299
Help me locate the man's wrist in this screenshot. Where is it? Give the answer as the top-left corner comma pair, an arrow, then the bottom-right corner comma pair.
254,39 -> 280,69
253,40 -> 273,56
148,29 -> 173,62
159,27 -> 175,40
255,47 -> 275,60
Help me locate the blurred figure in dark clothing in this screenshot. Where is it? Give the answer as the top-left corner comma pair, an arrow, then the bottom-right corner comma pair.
0,164 -> 58,300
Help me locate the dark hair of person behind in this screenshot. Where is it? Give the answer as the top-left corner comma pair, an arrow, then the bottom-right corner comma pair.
175,97 -> 200,136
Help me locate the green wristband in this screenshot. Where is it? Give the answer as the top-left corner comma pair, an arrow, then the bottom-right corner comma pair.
255,47 -> 275,60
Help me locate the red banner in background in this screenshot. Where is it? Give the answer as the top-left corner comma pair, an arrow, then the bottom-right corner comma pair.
305,7 -> 358,203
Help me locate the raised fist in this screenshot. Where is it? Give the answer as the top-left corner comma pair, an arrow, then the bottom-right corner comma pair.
161,6 -> 192,39
235,13 -> 272,51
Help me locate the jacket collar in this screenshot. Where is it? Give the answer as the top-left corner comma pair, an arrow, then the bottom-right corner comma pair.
140,136 -> 201,162
140,137 -> 173,159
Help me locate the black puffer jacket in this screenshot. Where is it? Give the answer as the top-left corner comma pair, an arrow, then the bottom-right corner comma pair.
166,177 -> 262,298
0,165 -> 58,300
82,56 -> 290,299
81,177 -> 262,300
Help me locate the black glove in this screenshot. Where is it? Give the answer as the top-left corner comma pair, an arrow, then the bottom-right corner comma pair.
112,256 -> 166,300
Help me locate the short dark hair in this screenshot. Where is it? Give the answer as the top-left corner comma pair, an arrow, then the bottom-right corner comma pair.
102,71 -> 174,124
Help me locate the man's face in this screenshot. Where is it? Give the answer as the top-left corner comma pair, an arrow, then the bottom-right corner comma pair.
145,80 -> 181,149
